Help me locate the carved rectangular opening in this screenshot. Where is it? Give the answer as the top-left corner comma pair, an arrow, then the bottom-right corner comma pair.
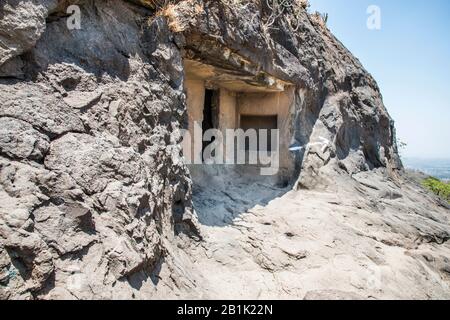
202,89 -> 219,160
183,59 -> 296,226
240,115 -> 278,152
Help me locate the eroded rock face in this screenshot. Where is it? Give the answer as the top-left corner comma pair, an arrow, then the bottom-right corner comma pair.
0,0 -> 196,299
0,0 -> 58,66
166,0 -> 401,187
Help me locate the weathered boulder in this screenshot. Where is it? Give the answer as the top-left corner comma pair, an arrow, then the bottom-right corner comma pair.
0,0 -> 58,66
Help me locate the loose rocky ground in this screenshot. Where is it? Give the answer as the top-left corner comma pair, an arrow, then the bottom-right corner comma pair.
174,169 -> 450,299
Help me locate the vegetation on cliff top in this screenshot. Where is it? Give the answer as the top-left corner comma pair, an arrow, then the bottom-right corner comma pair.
422,177 -> 450,202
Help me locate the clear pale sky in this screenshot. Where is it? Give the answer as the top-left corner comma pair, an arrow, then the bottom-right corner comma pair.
309,0 -> 450,159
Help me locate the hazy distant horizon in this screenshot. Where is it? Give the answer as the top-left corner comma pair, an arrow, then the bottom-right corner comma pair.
402,156 -> 450,180
402,156 -> 450,161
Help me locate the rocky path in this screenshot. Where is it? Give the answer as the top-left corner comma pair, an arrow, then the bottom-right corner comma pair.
184,171 -> 450,299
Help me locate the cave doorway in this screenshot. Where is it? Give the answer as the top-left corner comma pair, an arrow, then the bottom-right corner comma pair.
240,115 -> 278,152
183,60 -> 295,226
202,89 -> 219,161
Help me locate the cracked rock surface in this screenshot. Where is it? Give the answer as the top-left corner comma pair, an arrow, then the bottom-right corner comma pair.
187,169 -> 450,299
1,0 -> 197,299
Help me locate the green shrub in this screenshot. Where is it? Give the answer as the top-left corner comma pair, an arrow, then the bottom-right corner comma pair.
422,177 -> 450,202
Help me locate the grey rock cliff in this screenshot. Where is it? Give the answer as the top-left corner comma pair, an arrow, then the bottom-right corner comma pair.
1,0 -> 196,299
168,0 -> 401,187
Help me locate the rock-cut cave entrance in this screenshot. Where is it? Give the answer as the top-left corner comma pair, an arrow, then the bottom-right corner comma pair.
240,115 -> 278,152
202,89 -> 218,160
183,59 -> 296,227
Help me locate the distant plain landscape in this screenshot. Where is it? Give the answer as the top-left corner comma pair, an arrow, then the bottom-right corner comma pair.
403,157 -> 450,181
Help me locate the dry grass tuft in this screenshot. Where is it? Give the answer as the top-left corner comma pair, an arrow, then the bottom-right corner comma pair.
150,0 -> 191,32
160,3 -> 185,32
310,11 -> 328,28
